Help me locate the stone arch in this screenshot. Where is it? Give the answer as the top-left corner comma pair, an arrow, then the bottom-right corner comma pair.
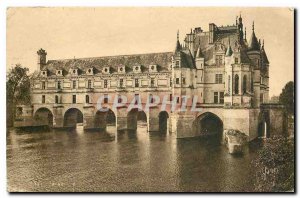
64,108 -> 83,128
158,111 -> 169,132
34,107 -> 53,127
94,108 -> 116,129
193,112 -> 223,138
258,111 -> 270,138
127,108 -> 147,130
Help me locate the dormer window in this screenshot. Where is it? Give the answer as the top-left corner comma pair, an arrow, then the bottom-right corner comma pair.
103,67 -> 110,74
149,64 -> 157,72
118,65 -> 125,73
56,70 -> 63,76
70,68 -> 78,75
133,65 -> 141,73
41,70 -> 47,77
86,68 -> 93,75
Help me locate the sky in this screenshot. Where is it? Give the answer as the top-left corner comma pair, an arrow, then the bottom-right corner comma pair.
6,7 -> 294,96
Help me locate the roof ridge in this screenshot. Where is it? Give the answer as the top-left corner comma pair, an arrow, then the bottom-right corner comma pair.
47,51 -> 173,62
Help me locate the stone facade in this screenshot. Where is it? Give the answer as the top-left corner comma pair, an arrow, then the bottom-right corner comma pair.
14,15 -> 287,141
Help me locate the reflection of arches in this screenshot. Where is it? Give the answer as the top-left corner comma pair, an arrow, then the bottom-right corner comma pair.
234,74 -> 239,94
159,111 -> 169,132
127,108 -> 147,130
194,112 -> 223,137
94,108 -> 116,129
64,108 -> 83,127
34,107 -> 53,127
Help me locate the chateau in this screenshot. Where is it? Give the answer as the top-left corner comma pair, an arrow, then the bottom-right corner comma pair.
15,15 -> 286,140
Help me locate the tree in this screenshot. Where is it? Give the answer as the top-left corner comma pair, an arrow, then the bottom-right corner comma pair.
252,136 -> 294,192
6,64 -> 31,127
279,81 -> 294,115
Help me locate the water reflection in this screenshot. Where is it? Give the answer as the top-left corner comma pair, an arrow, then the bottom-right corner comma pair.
7,123 -> 259,192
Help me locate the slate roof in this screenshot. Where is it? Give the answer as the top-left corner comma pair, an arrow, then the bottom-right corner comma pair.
40,52 -> 173,77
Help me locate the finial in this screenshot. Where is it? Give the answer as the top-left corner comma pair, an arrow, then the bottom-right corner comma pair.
239,11 -> 242,18
177,30 -> 179,41
190,28 -> 192,34
245,27 -> 247,39
252,21 -> 255,31
236,16 -> 238,25
263,39 -> 265,46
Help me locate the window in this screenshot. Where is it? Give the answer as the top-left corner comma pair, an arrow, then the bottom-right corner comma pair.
170,94 -> 173,101
234,74 -> 239,94
215,74 -> 223,84
176,78 -> 180,84
177,96 -> 180,104
220,92 -> 224,104
104,80 -> 108,88
243,75 -> 247,94
235,57 -> 239,64
135,79 -> 139,87
175,60 -> 180,67
72,95 -> 76,104
118,95 -> 122,103
260,93 -> 264,103
104,94 -> 108,103
150,78 -> 155,87
214,92 -> 218,104
88,80 -> 92,88
42,82 -> 46,89
73,81 -> 76,89
119,79 -> 123,87
149,94 -> 154,103
134,94 -> 139,105
55,95 -> 59,104
42,95 -> 45,104
84,95 -> 88,103
170,79 -> 172,87
57,81 -> 61,89
182,77 -> 186,84
216,55 -> 223,66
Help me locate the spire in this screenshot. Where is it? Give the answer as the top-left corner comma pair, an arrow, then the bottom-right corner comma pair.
226,37 -> 233,57
196,45 -> 204,58
244,27 -> 247,40
175,30 -> 182,52
248,21 -> 260,51
261,39 -> 269,64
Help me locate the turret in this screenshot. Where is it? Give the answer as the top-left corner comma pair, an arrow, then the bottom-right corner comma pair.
37,48 -> 47,71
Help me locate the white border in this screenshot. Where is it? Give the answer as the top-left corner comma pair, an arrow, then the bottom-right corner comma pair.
1,0 -> 298,197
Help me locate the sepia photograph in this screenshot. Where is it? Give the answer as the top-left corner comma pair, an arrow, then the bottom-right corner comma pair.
6,7 -> 295,192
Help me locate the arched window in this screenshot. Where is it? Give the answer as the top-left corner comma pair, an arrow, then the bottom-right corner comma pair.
234,74 -> 239,94
243,75 -> 247,94
86,95 -> 89,104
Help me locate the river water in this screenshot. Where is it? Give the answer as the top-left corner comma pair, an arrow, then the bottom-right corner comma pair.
7,123 -> 260,192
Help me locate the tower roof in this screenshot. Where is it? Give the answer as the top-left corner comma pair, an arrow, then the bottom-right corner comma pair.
196,46 -> 204,58
248,22 -> 260,51
175,30 -> 182,52
225,37 -> 233,57
261,40 -> 269,64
